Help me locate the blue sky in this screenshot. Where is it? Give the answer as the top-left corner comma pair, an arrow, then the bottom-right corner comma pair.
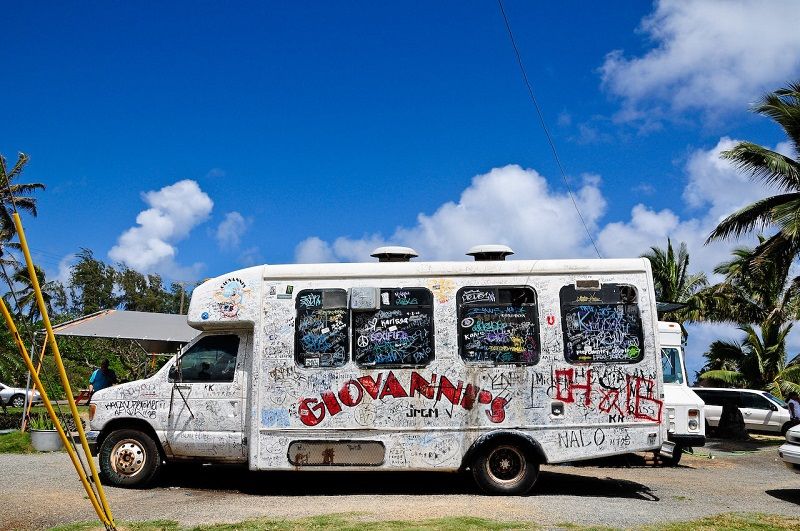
2,1 -> 800,378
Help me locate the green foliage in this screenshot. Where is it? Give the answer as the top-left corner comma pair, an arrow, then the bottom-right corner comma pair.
29,411 -> 60,430
696,239 -> 800,397
68,248 -> 117,315
641,238 -> 707,334
707,82 -> 800,283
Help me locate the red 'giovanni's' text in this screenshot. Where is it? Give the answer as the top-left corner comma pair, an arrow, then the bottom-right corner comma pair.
297,371 -> 509,426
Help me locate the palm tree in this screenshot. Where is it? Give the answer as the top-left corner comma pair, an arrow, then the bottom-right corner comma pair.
0,153 -> 46,235
697,241 -> 800,398
700,324 -> 800,399
706,82 -> 800,270
641,238 -> 707,332
4,264 -> 66,322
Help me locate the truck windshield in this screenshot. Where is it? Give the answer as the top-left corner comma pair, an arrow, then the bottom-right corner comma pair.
661,347 -> 684,384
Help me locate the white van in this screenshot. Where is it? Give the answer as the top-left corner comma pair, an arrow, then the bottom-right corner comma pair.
87,249 -> 666,494
658,321 -> 704,465
692,387 -> 793,435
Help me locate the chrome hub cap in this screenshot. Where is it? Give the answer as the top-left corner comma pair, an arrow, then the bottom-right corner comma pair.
111,440 -> 146,477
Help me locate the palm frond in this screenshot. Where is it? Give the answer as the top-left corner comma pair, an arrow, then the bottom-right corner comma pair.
699,369 -> 745,385
706,193 -> 800,242
720,143 -> 800,191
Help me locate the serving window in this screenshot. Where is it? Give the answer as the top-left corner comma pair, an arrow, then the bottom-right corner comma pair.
457,286 -> 540,365
294,289 -> 349,368
560,283 -> 644,364
353,288 -> 434,368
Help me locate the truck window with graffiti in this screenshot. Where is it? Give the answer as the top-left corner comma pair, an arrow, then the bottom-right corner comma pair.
457,286 -> 540,365
560,283 -> 644,364
353,287 -> 434,368
295,289 -> 350,368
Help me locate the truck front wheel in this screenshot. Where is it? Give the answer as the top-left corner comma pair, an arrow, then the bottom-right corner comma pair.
99,429 -> 162,488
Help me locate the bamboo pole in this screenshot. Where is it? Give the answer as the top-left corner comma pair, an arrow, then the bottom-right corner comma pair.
0,298 -> 112,527
12,212 -> 115,528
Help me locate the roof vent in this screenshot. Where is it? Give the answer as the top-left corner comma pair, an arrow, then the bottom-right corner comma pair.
370,246 -> 419,262
467,244 -> 514,261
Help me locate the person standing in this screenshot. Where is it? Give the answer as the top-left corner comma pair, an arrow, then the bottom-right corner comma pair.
89,359 -> 117,400
788,391 -> 800,429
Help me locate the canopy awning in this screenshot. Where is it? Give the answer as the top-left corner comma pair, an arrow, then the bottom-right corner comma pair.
49,310 -> 199,354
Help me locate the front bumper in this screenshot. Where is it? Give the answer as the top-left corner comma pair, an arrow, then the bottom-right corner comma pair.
85,430 -> 100,456
778,442 -> 800,474
668,433 -> 706,447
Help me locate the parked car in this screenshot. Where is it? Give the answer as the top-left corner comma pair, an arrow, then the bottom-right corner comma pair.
692,387 -> 793,435
0,382 -> 42,408
778,424 -> 800,474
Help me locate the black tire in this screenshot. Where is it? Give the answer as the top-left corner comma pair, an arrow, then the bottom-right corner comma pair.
9,394 -> 25,408
99,429 -> 162,488
660,445 -> 683,466
472,442 -> 539,495
705,420 -> 714,437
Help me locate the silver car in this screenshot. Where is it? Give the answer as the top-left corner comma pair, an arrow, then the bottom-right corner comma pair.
779,424 -> 800,474
0,382 -> 42,408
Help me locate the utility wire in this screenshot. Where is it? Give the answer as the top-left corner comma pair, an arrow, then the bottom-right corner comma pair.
497,0 -> 603,258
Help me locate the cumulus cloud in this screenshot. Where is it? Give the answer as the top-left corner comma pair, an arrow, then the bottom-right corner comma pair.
215,211 -> 250,249
601,0 -> 800,122
294,165 -> 606,263
109,179 -> 213,275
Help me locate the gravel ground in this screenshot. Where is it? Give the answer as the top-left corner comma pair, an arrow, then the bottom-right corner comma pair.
1,438 -> 798,530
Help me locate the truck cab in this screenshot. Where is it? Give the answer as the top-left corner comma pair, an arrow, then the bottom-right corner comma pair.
659,321 -> 705,465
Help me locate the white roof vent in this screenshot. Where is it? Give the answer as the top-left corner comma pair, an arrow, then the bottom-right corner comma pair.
467,244 -> 514,261
370,246 -> 419,262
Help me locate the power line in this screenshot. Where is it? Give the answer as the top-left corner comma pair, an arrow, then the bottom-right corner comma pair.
496,0 -> 603,258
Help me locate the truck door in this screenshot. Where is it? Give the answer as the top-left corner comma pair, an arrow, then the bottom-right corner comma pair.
166,332 -> 249,459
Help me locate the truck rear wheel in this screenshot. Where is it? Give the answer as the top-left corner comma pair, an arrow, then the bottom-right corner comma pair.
99,429 -> 162,488
472,442 -> 538,495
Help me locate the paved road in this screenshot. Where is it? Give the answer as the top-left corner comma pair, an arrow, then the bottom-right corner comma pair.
1,440 -> 798,530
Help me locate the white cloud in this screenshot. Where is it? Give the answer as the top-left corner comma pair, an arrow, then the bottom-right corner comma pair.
601,0 -> 800,122
109,179 -> 213,276
294,165 -> 606,263
55,254 -> 76,284
215,212 -> 250,249
295,237 -> 336,264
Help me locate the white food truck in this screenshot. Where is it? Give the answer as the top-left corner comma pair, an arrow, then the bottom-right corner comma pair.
658,321 -> 705,465
88,247 -> 666,494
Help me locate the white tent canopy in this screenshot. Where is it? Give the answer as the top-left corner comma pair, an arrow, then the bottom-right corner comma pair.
49,310 -> 199,354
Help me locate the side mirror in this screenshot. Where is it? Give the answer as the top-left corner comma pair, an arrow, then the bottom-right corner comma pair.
168,365 -> 179,382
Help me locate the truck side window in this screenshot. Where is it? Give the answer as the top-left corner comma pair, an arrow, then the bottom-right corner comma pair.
295,289 -> 349,368
174,335 -> 240,382
457,286 -> 540,365
353,287 -> 435,368
560,283 -> 644,364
